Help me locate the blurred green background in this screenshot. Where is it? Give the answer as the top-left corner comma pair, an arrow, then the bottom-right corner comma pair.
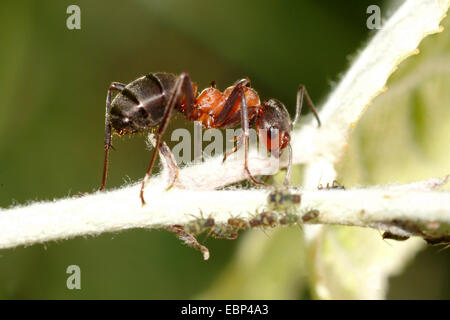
0,0 -> 448,299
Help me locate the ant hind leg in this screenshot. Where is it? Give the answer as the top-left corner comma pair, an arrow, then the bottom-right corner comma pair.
140,72 -> 195,205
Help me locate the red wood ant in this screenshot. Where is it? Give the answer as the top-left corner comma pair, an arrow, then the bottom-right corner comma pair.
100,72 -> 321,205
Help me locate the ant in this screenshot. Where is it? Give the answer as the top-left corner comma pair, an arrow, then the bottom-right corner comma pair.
100,72 -> 321,205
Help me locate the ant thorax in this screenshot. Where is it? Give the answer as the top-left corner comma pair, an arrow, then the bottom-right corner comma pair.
193,85 -> 261,128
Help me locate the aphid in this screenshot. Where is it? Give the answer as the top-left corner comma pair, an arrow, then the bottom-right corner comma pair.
249,211 -> 278,228
99,72 -> 321,204
382,231 -> 409,241
209,224 -> 238,240
279,213 -> 300,225
184,212 -> 215,235
184,217 -> 215,236
318,180 -> 345,190
301,209 -> 319,223
227,217 -> 249,231
267,188 -> 301,211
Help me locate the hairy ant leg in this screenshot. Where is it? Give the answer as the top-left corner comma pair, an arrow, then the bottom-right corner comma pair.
222,107 -> 259,163
140,72 -> 195,205
222,135 -> 243,163
239,88 -> 267,186
100,82 -> 126,191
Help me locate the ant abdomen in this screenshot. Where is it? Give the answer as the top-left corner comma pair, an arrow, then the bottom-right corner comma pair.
110,73 -> 178,135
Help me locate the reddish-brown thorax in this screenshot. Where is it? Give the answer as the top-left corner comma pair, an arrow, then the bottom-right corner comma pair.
189,85 -> 262,128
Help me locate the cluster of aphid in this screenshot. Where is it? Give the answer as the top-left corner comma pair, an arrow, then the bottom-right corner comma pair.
183,214 -> 243,240
168,187 -> 328,258
177,188 -> 321,243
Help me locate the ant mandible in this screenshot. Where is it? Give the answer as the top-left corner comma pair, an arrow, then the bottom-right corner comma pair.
99,72 -> 321,205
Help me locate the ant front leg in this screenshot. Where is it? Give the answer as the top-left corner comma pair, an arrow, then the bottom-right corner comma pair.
292,85 -> 321,127
222,134 -> 243,163
100,82 -> 126,191
217,78 -> 250,163
140,72 -> 195,205
222,107 -> 259,163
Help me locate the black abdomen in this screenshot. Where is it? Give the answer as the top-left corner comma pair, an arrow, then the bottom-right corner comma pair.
110,72 -> 178,134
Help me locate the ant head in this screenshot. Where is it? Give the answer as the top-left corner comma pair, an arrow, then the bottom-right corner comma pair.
110,104 -> 150,135
110,113 -> 135,135
256,99 -> 292,158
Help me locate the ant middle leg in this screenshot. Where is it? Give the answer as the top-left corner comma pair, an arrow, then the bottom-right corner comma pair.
100,82 -> 126,191
222,134 -> 243,163
238,87 -> 267,186
140,72 -> 195,205
216,80 -> 266,185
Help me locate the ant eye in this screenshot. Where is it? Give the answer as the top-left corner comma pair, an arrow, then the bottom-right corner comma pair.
268,126 -> 279,139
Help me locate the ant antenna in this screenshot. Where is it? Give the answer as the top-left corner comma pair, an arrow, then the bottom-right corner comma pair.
293,85 -> 321,128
